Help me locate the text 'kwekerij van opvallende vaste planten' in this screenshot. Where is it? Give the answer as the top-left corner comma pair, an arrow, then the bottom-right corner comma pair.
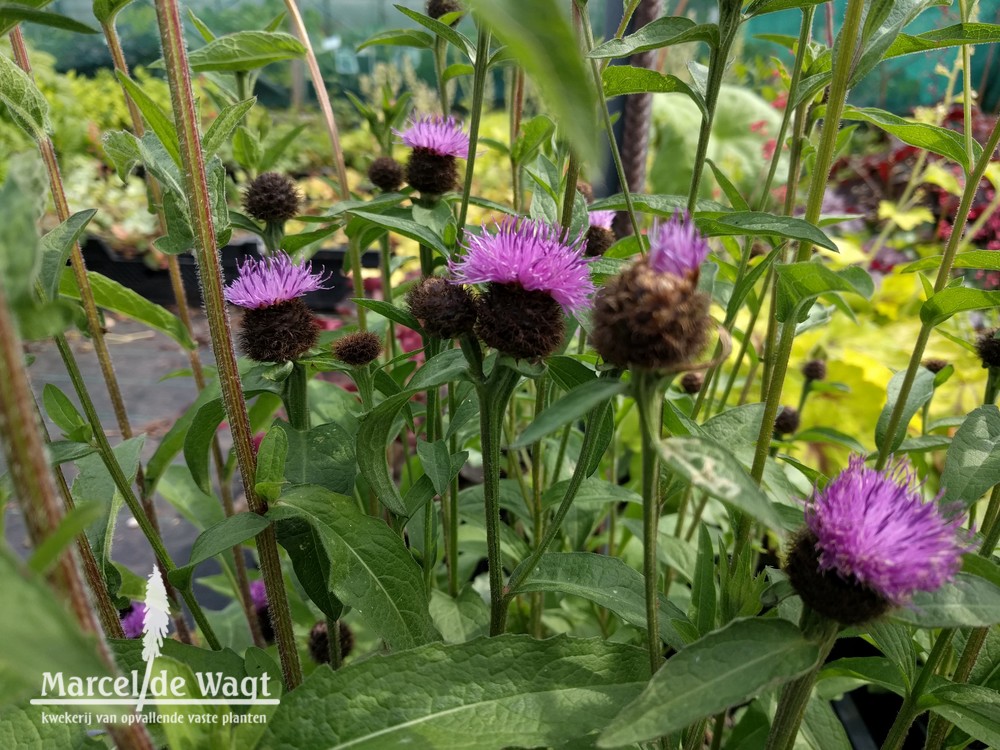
4,0 -> 1000,748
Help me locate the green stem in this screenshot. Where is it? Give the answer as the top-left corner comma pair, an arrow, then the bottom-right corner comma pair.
285,362 -> 310,431
635,370 -> 664,675
880,632 -> 954,750
379,234 -> 399,359
560,151 -> 581,234
577,1 -> 642,240
876,114 -> 1000,469
350,235 -> 367,330
434,36 -> 450,116
480,365 -> 522,635
153,0 -> 301,688
327,617 -> 343,670
456,22 -> 491,243
765,611 -> 840,750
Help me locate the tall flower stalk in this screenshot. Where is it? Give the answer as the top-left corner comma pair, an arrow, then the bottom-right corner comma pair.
152,0 -> 301,689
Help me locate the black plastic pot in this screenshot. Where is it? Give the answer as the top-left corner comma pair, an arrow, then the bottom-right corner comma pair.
80,236 -> 382,312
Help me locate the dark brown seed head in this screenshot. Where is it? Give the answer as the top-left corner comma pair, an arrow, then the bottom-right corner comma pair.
475,283 -> 564,360
367,156 -> 404,193
802,359 -> 827,382
242,172 -> 301,224
590,259 -> 711,371
576,181 -> 594,203
407,276 -> 477,338
406,148 -> 458,195
256,605 -> 275,644
784,529 -> 891,626
308,620 -> 355,664
774,406 -> 800,436
333,331 -> 383,367
239,299 -> 319,363
977,329 -> 1000,369
585,226 -> 616,257
680,371 -> 703,395
922,358 -> 949,374
427,0 -> 462,21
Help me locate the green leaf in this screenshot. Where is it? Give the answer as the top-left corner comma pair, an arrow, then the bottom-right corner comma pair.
429,588 -> 489,644
169,512 -> 270,591
416,439 -> 467,497
261,635 -> 647,749
92,0 -> 134,24
394,4 -> 475,60
921,287 -> 1000,326
157,465 -> 225,531
818,656 -> 908,696
599,618 -> 820,747
512,378 -> 625,448
269,484 -> 439,649
901,251 -> 1000,273
39,210 -> 96,301
0,53 -> 50,140
602,66 -> 707,118
655,436 -> 788,532
28,501 -> 103,575
885,23 -> 1000,60
925,683 -> 1000,748
941,405 -> 1000,508
357,28 -> 434,52
707,158 -> 750,212
591,192 -> 729,215
0,153 -> 44,304
349,208 -> 450,258
743,0 -> 827,17
356,391 -> 414,516
510,552 -> 689,650
354,298 -> 422,331
875,367 -> 935,453
42,384 -> 88,441
894,573 -> 1000,628
254,426 -> 288,503
259,123 -> 308,172
114,71 -> 181,167
187,7 -> 216,42
726,248 -> 778,322
273,421 -> 357,496
589,16 -> 718,58
203,98 -> 256,157
58,268 -> 196,350
510,114 -> 554,165
469,0 -> 599,166
183,31 -> 307,73
271,514 -> 344,622
691,525 -> 717,636
838,107 -> 979,172
0,549 -> 110,707
0,5 -> 98,33
775,262 -> 873,322
233,125 -> 262,172
696,211 -> 838,251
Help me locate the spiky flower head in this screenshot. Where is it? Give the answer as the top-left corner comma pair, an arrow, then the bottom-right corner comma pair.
976,328 -> 1000,369
225,254 -> 328,363
680,371 -> 703,395
308,620 -> 355,665
648,212 -> 710,279
786,456 -> 968,624
249,580 -> 274,644
242,172 -> 301,224
802,359 -> 827,382
120,603 -> 144,639
249,579 -> 268,610
589,211 -> 616,231
774,406 -> 800,436
427,0 -> 463,22
367,156 -> 404,193
407,276 -> 477,338
450,217 -> 594,314
225,253 -> 331,310
922,358 -> 950,374
396,114 -> 470,158
333,331 -> 383,367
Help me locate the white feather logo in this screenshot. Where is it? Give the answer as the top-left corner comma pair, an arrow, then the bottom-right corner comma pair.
135,567 -> 170,712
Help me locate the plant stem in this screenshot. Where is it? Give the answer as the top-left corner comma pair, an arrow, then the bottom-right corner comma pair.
764,611 -> 840,750
327,617 -> 343,669
479,365 -> 522,635
154,0 -> 301,688
577,1 -> 643,240
283,0 -> 350,200
560,150 -> 581,233
434,36 -> 451,117
881,631 -> 953,750
349,235 -> 368,330
456,22 -> 491,243
0,285 -> 154,750
635,370 -> 664,675
876,115 -> 1000,469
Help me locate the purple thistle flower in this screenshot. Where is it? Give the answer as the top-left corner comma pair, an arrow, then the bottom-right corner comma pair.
249,579 -> 268,610
121,603 -> 144,639
806,455 -> 968,604
589,210 -> 616,230
224,253 -> 331,310
648,212 -> 710,278
449,217 -> 595,313
395,114 -> 470,158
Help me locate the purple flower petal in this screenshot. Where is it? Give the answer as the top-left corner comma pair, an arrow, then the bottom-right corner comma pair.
449,217 -> 595,313
224,253 -> 331,309
806,455 -> 969,604
648,211 -> 710,277
121,603 -> 145,639
394,114 -> 470,158
589,210 -> 616,230
249,579 -> 268,610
